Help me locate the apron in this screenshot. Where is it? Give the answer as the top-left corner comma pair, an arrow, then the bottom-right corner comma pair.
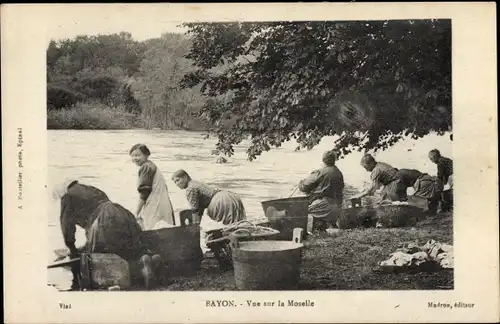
138,169 -> 175,230
446,174 -> 453,189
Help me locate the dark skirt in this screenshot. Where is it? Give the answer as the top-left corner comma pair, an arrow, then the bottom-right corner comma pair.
86,201 -> 146,262
414,174 -> 443,199
381,179 -> 408,202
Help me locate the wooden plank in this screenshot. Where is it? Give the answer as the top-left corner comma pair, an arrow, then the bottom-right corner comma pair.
47,258 -> 80,269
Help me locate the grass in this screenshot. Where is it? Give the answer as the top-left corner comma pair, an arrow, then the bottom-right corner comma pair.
160,211 -> 453,291
47,102 -> 142,130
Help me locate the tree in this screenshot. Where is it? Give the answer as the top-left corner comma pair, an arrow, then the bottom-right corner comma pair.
182,20 -> 452,160
47,85 -> 83,110
47,40 -> 62,71
50,34 -> 146,76
133,33 -> 206,129
46,33 -> 147,110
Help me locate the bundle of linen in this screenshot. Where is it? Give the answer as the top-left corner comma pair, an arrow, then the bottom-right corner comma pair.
378,239 -> 454,272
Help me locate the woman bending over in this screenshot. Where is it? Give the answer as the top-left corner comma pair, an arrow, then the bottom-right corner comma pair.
171,169 -> 246,225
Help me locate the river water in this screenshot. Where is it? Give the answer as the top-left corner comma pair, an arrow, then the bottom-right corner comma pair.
47,129 -> 452,290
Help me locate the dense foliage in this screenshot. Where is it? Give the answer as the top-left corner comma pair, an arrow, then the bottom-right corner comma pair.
133,33 -> 206,129
47,32 -> 206,129
47,32 -> 142,111
182,20 -> 452,160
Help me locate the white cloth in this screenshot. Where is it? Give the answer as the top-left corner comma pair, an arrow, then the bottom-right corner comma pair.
52,178 -> 77,200
138,169 -> 175,230
445,174 -> 453,190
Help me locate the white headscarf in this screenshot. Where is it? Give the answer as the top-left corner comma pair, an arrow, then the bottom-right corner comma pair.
52,179 -> 77,200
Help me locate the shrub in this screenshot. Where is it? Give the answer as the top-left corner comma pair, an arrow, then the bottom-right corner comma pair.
70,75 -> 118,103
47,85 -> 83,110
47,101 -> 141,130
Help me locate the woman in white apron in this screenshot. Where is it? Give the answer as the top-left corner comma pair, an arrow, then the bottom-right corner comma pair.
130,144 -> 175,230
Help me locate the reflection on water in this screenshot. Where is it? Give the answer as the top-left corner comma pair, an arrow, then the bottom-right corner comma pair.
207,178 -> 286,190
47,129 -> 452,290
171,154 -> 214,161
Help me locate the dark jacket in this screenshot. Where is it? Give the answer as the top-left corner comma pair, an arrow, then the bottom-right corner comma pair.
60,181 -> 109,250
437,156 -> 453,184
299,165 -> 345,205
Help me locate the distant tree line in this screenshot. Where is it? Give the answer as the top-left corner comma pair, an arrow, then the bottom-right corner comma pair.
47,31 -> 208,130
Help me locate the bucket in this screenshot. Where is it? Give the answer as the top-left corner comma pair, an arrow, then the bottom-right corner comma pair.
141,210 -> 202,279
230,228 -> 304,290
261,196 -> 309,240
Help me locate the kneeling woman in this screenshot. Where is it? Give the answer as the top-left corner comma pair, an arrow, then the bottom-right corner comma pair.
172,169 -> 246,225
53,180 -> 159,290
352,154 -> 407,202
397,169 -> 444,214
298,150 -> 345,232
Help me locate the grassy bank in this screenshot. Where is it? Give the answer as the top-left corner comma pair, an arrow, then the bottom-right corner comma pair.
47,102 -> 142,130
162,212 -> 453,291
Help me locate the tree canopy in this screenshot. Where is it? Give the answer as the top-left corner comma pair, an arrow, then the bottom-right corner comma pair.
182,20 -> 452,160
47,33 -> 146,111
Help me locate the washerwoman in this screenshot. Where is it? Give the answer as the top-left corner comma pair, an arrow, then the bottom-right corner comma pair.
171,169 -> 246,225
428,149 -> 453,211
298,150 -> 345,232
52,179 -> 159,290
428,149 -> 453,188
397,168 -> 444,214
172,169 -> 246,269
130,144 -> 175,230
352,154 -> 407,202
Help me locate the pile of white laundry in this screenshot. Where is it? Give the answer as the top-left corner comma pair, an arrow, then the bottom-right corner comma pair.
379,239 -> 454,271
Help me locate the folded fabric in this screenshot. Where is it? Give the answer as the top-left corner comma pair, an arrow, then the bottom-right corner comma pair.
380,251 -> 414,267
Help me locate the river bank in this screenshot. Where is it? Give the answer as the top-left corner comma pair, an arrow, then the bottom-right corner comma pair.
47,103 -> 141,130
159,212 -> 453,291
47,102 -> 208,131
